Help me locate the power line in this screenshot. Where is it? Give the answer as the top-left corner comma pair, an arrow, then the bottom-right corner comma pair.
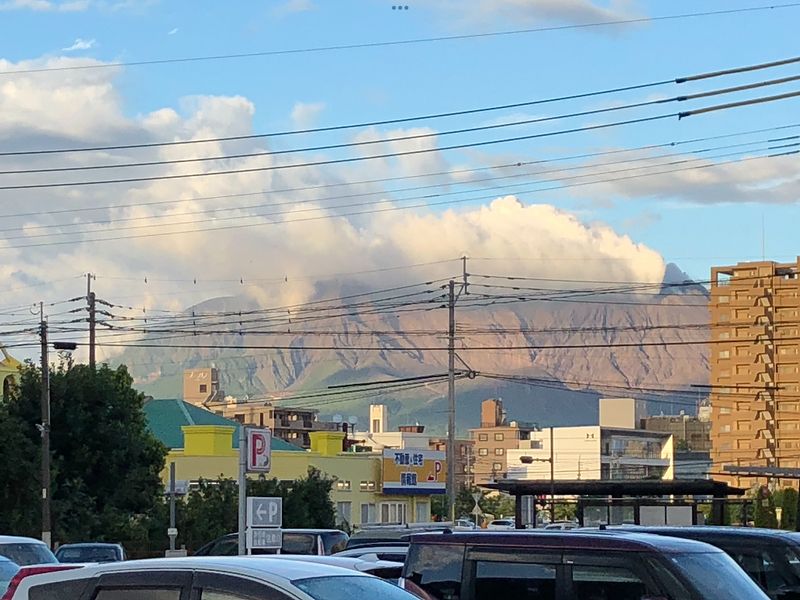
5,73 -> 800,175
3,5 -> 798,78
4,123 -> 796,221
0,149 -> 791,250
6,134 -> 796,237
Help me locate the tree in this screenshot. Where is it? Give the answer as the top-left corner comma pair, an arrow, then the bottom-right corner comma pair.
0,362 -> 167,544
780,488 -> 799,531
753,485 -> 779,529
175,468 -> 337,552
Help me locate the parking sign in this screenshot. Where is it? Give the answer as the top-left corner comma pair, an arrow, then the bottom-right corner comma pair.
246,428 -> 272,472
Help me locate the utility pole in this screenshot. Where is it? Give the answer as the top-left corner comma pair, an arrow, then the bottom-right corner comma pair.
87,273 -> 96,370
447,280 -> 456,522
237,426 -> 247,555
39,303 -> 51,549
550,427 -> 556,523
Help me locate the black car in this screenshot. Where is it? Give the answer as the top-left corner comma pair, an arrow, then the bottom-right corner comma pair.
195,529 -> 349,556
609,526 -> 800,599
401,531 -> 768,600
346,526 -> 451,549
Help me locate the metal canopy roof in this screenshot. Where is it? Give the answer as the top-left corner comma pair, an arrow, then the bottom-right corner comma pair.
486,478 -> 745,497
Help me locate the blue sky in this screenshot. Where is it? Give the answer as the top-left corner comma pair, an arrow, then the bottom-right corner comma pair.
0,0 -> 798,308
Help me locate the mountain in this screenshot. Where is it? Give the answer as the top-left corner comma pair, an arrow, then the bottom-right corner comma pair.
118,270 -> 710,434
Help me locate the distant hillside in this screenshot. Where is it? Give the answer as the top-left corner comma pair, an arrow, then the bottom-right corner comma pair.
118,264 -> 709,434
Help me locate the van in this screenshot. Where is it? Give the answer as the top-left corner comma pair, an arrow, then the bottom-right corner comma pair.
401,531 -> 768,599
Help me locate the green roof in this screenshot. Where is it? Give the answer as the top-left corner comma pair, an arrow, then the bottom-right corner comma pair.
143,398 -> 305,452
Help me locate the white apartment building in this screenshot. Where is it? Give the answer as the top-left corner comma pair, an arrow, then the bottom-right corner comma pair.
506,399 -> 675,481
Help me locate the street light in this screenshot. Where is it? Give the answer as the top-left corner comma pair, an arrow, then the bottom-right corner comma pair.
520,427 -> 556,524
39,323 -> 77,549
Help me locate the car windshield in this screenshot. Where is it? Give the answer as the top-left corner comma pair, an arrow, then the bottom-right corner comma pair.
0,559 -> 19,597
56,546 -> 119,562
669,552 -> 769,599
0,543 -> 58,566
294,576 -> 416,600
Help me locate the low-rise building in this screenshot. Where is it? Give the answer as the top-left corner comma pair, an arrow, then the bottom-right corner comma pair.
643,412 -> 711,452
182,368 -> 338,449
144,398 -> 444,529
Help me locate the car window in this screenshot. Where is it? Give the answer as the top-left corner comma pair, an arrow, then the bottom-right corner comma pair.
57,547 -> 119,562
323,533 -> 349,555
0,543 -> 58,566
94,589 -> 182,600
194,572 -> 293,600
571,565 -> 650,600
29,578 -> 90,600
404,544 -> 464,600
282,534 -> 317,555
294,576 -> 416,600
668,552 -> 771,600
475,560 -> 556,600
210,538 -> 238,556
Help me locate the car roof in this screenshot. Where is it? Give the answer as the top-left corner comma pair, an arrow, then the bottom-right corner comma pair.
409,531 -> 724,554
264,556 -> 401,570
282,529 -> 345,535
0,537 -> 46,545
21,556 -> 371,583
612,526 -> 800,543
56,543 -> 121,549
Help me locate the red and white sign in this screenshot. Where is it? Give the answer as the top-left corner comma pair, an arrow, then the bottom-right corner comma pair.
246,428 -> 272,473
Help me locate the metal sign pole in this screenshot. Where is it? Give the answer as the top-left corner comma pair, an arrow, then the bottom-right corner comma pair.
238,426 -> 247,556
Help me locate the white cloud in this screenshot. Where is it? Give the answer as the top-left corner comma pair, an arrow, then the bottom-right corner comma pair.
0,52 -> 673,367
272,0 -> 314,17
0,0 -> 89,11
167,27 -> 178,35
433,0 -> 640,27
61,38 -> 96,52
290,101 -> 325,130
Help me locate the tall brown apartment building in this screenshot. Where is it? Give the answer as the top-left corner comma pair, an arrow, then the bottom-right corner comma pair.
710,259 -> 800,488
469,398 -> 539,484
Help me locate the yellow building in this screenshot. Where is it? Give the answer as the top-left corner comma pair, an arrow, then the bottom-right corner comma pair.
144,399 -> 443,528
0,346 -> 21,400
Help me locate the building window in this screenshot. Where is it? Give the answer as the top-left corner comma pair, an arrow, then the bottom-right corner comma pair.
718,296 -> 730,303
380,502 -> 408,524
494,433 -> 505,441
478,448 -> 489,456
719,350 -> 730,359
531,440 -> 543,449
415,501 -> 430,523
492,463 -> 503,471
719,407 -> 732,415
719,332 -> 730,340
336,480 -> 351,491
360,503 -> 376,524
495,448 -> 505,456
479,433 -> 488,442
372,419 -> 381,432
720,425 -> 731,433
336,501 -> 352,527
199,384 -> 208,393
359,481 -> 376,492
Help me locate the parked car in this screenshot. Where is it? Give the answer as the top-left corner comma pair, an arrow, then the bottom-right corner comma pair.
4,557 -> 418,600
454,519 -> 478,530
486,518 -> 515,530
1,564 -> 83,600
55,543 -> 126,563
542,520 -> 579,530
335,545 -> 409,564
345,526 -> 450,549
608,526 -> 800,599
194,529 -> 349,556
0,557 -> 19,597
401,531 -> 769,599
265,555 -> 404,582
0,537 -> 57,567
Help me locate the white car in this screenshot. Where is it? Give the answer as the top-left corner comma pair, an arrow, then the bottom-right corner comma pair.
263,555 -> 404,582
5,556 -> 418,600
486,519 -> 516,530
0,536 -> 57,566
334,546 -> 409,564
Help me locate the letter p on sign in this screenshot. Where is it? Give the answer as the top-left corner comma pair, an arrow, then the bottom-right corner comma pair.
247,428 -> 272,473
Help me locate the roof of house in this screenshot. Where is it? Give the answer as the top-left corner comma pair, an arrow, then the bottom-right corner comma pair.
143,398 -> 305,452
